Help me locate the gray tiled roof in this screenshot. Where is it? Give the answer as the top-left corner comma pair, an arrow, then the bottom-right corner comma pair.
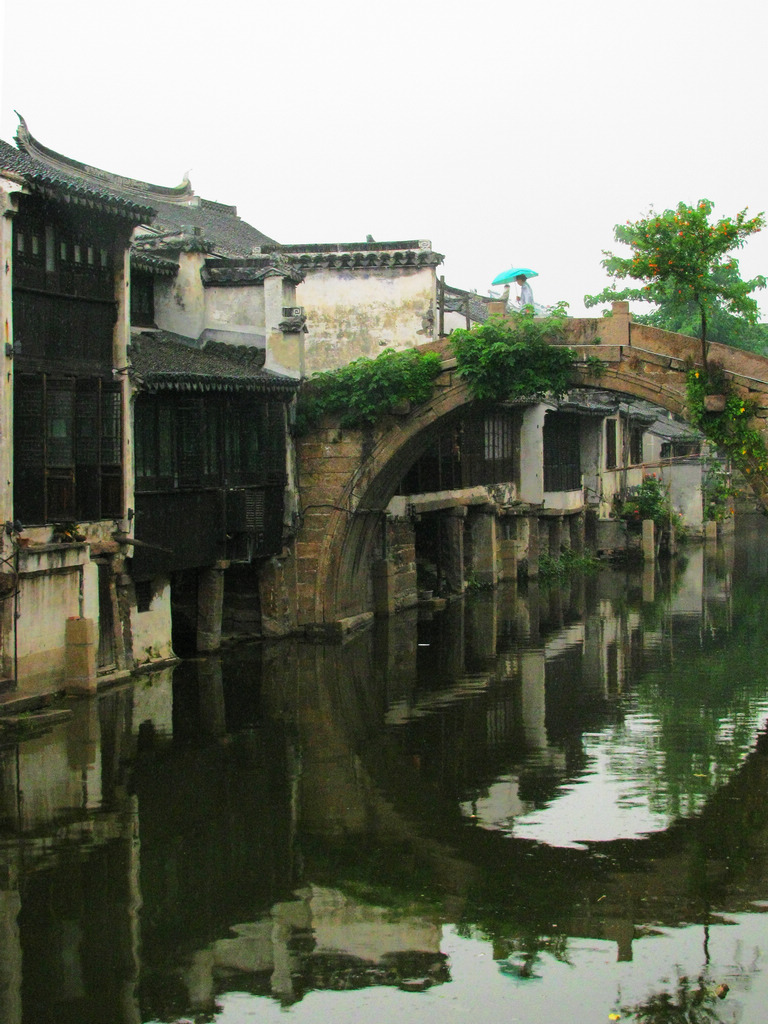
131,251 -> 179,277
12,115 -> 275,255
129,331 -> 299,394
201,255 -> 304,287
0,138 -> 155,221
133,198 -> 276,257
259,240 -> 444,270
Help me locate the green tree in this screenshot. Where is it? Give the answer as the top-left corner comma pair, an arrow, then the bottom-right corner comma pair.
450,304 -> 575,402
585,200 -> 766,365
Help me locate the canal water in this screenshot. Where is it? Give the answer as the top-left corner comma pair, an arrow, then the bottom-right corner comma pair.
3,519 -> 768,1023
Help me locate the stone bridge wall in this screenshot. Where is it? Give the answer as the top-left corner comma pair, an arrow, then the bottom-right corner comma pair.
273,302 -> 768,634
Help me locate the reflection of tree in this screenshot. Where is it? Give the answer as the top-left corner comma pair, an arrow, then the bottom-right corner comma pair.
605,572 -> 768,822
621,970 -> 731,1023
492,931 -> 572,982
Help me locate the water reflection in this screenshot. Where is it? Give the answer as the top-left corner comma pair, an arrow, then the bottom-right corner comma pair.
2,519 -> 768,1021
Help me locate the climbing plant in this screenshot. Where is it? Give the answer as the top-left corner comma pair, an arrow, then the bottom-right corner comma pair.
295,347 -> 443,432
686,366 -> 768,483
702,459 -> 737,522
450,304 -> 576,402
612,475 -> 683,534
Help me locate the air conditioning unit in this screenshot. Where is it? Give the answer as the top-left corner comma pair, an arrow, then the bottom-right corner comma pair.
282,306 -> 305,318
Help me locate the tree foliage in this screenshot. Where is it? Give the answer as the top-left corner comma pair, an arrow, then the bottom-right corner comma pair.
450,304 -> 575,402
295,347 -> 443,431
585,200 -> 766,363
632,268 -> 768,355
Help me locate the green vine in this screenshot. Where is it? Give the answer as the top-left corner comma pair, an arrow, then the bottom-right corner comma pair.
584,354 -> 607,379
686,366 -> 768,481
450,304 -> 576,402
703,460 -> 737,521
295,348 -> 443,432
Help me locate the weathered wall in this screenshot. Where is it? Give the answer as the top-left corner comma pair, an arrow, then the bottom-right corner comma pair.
130,577 -> 175,665
12,545 -> 98,691
154,252 -> 207,340
203,282 -> 266,340
297,266 -> 436,373
0,178 -> 20,528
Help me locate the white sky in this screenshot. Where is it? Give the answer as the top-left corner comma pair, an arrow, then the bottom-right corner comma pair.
2,0 -> 767,316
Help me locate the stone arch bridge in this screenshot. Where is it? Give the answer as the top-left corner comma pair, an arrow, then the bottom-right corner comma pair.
281,302 -> 768,636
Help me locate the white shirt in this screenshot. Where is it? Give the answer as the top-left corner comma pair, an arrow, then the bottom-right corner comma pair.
519,280 -> 534,309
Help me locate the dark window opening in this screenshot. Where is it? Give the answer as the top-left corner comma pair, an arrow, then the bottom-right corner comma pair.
399,408 -> 520,494
130,271 -> 156,327
606,419 -> 618,470
543,412 -> 581,491
629,424 -> 644,465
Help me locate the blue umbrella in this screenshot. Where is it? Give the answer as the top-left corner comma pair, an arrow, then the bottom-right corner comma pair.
491,267 -> 539,286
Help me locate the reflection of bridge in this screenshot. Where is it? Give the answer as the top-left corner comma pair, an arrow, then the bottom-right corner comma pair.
289,302 -> 768,633
3,552 -> 768,1019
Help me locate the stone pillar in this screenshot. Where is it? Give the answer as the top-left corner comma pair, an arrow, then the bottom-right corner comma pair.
498,516 -> 518,581
548,516 -> 563,558
642,520 -> 655,562
65,616 -> 97,694
527,517 -> 541,577
569,512 -> 585,555
519,406 -> 546,504
197,562 -> 228,653
602,300 -> 631,346
259,553 -> 296,637
439,508 -> 465,595
372,559 -> 396,617
468,507 -> 499,586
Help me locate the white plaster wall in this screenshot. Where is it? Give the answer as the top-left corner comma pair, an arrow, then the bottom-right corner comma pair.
599,466 -> 643,518
660,461 -> 703,530
130,577 -> 174,664
543,489 -> 584,511
203,283 -> 266,338
297,266 -> 436,373
153,252 -> 206,340
519,405 -> 546,504
580,419 -> 602,505
13,547 -> 97,687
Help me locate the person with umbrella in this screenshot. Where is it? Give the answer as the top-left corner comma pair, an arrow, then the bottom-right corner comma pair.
492,267 -> 538,312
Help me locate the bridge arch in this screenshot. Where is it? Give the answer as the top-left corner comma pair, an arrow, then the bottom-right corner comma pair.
293,308 -> 768,631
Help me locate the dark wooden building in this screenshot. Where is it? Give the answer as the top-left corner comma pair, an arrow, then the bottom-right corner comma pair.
128,331 -> 299,581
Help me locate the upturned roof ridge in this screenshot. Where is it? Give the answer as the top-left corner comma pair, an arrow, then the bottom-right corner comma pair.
15,112 -> 196,205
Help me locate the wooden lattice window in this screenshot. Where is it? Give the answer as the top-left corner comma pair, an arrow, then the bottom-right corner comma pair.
14,373 -> 123,525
